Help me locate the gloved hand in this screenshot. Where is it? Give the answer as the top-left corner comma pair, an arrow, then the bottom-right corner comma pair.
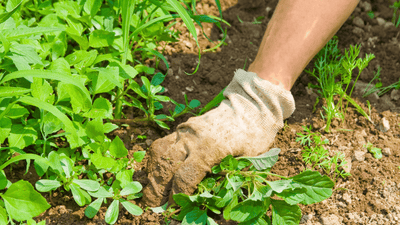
142,69 -> 295,206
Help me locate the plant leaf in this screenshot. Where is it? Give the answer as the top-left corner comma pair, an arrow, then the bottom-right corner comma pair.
2,180 -> 50,222
109,136 -> 128,158
70,183 -> 90,207
239,148 -> 280,170
182,207 -> 208,225
105,199 -> 119,224
85,197 -> 103,219
0,117 -> 12,144
271,199 -> 301,225
73,179 -> 100,192
120,181 -> 142,196
230,200 -> 265,222
121,199 -> 143,216
289,170 -> 334,205
0,87 -> 31,97
35,179 -> 62,192
133,151 -> 146,162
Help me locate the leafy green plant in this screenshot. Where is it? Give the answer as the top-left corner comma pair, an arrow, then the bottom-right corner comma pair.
364,142 -> 382,159
168,149 -> 334,225
307,37 -> 374,132
297,126 -> 350,180
390,1 -> 400,27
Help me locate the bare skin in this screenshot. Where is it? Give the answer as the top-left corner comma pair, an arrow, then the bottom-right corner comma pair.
248,0 -> 360,91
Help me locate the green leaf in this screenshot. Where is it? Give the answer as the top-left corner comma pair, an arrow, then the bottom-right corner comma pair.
93,66 -> 122,89
73,179 -> 100,192
35,179 -> 62,192
151,202 -> 168,214
66,28 -> 89,50
0,170 -> 7,190
0,87 -> 31,97
86,117 -> 105,143
88,186 -> 113,198
133,151 -> 146,162
83,97 -> 113,119
239,215 -> 271,225
3,27 -> 64,41
0,0 -> 22,24
267,180 -> 292,193
230,200 -> 265,222
2,180 -> 50,222
70,183 -> 90,207
271,199 -> 301,225
85,197 -> 103,219
151,72 -> 166,86
0,206 -> 7,225
240,148 -> 280,170
109,136 -> 128,158
89,30 -> 115,48
0,117 -> 11,144
121,199 -> 143,216
173,193 -> 197,221
182,208 -> 208,225
105,199 -> 119,224
289,170 -> 334,205
91,153 -> 116,170
84,0 -> 102,17
104,123 -> 119,133
42,112 -> 63,137
223,193 -> 238,220
189,99 -> 201,108
8,124 -> 38,150
60,156 -> 74,178
116,169 -> 133,188
31,78 -> 53,104
120,181 -> 142,196
1,70 -> 91,104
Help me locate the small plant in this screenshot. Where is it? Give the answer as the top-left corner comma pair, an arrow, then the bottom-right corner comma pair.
364,142 -> 383,159
307,37 -> 374,132
390,1 -> 400,27
296,126 -> 351,180
169,149 -> 334,225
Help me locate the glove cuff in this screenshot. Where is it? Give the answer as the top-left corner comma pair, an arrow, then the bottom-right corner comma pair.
223,69 -> 296,123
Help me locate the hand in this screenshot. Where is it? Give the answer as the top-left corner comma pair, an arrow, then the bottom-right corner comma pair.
141,69 -> 295,206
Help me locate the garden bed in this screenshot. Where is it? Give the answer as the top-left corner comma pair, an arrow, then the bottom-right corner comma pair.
7,0 -> 400,224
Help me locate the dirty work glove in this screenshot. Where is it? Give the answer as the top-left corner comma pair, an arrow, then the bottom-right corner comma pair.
142,69 -> 295,206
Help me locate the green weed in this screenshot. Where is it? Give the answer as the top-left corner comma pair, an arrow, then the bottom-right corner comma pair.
390,1 -> 400,27
170,150 -> 334,224
296,126 -> 351,181
307,37 -> 374,132
364,142 -> 383,159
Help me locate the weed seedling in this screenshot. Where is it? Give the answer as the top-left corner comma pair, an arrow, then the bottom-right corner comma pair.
390,1 -> 400,27
170,150 -> 334,225
364,142 -> 383,159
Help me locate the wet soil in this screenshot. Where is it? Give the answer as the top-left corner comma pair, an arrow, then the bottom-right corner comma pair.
11,0 -> 400,224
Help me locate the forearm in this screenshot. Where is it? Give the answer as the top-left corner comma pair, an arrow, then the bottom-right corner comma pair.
249,0 -> 360,90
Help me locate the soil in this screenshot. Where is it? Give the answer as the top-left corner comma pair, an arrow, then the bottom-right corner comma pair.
9,0 -> 400,224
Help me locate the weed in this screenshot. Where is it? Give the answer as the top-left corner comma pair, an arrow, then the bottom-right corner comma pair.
390,1 -> 400,27
169,150 -> 334,224
307,37 -> 374,132
364,142 -> 383,159
296,126 -> 350,181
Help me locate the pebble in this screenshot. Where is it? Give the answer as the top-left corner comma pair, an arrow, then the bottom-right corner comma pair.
354,151 -> 366,162
320,214 -> 342,225
391,89 -> 400,101
382,148 -> 391,156
353,16 -> 365,27
352,27 -> 364,36
376,17 -> 386,26
343,192 -> 352,204
362,1 -> 372,12
167,68 -> 174,76
378,117 -> 390,132
145,139 -> 153,146
384,21 -> 394,29
185,86 -> 194,92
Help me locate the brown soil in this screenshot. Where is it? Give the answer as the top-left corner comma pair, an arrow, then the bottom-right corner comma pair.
11,0 -> 400,224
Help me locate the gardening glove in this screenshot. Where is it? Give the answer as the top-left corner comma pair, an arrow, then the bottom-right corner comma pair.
142,69 -> 295,206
